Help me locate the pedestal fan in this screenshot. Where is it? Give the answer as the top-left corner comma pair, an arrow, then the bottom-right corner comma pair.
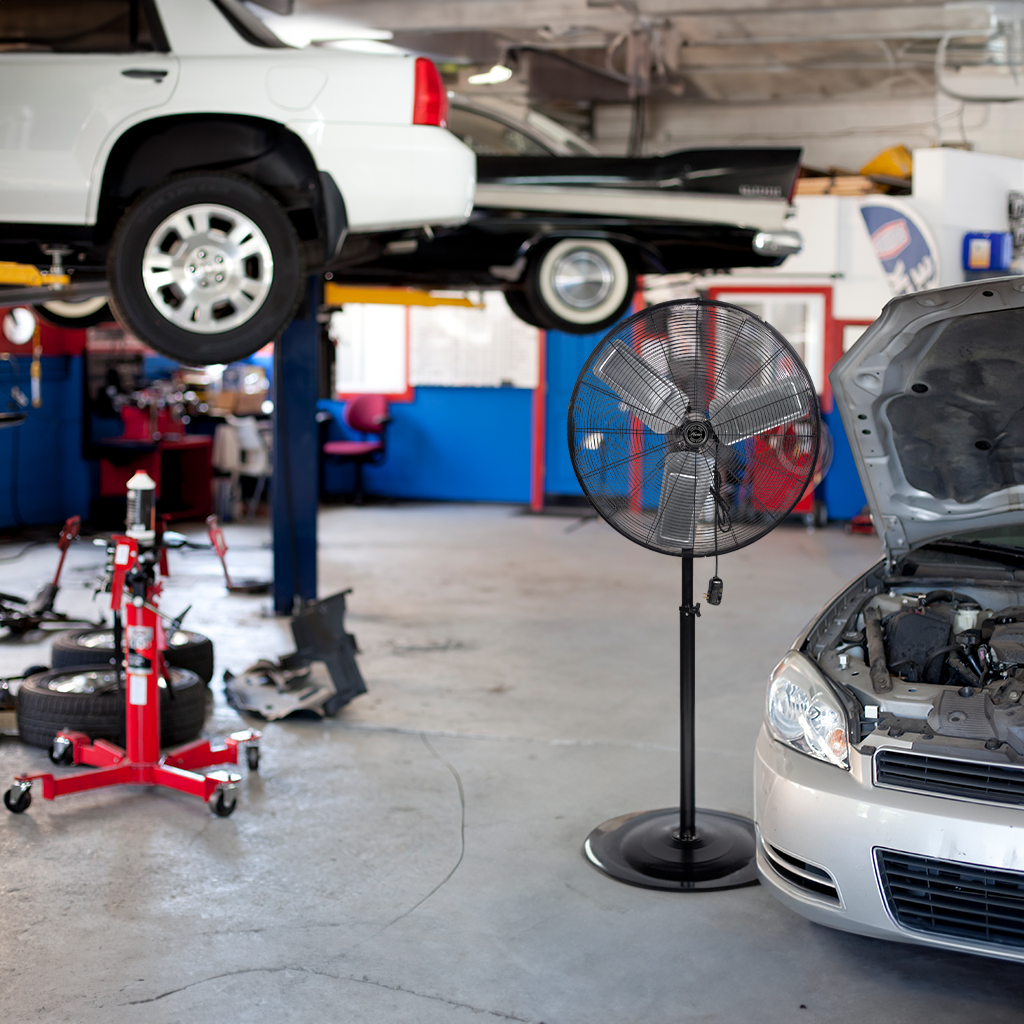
569,298 -> 819,890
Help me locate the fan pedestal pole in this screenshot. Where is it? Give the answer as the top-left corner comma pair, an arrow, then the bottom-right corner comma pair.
583,558 -> 758,891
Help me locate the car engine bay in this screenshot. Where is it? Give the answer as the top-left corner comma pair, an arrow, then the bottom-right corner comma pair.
810,571 -> 1024,757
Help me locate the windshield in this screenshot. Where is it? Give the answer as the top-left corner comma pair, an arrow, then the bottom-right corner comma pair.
946,525 -> 1024,549
211,0 -> 290,48
448,107 -> 553,156
524,110 -> 598,155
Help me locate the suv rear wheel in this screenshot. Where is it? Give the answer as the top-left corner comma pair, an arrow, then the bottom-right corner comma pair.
523,238 -> 634,334
108,172 -> 304,365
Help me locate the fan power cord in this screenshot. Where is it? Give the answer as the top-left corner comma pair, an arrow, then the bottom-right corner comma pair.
705,477 -> 729,606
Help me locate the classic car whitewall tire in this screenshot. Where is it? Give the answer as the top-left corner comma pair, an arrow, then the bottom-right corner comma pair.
503,288 -> 548,328
108,173 -> 304,365
526,238 -> 634,333
34,297 -> 113,330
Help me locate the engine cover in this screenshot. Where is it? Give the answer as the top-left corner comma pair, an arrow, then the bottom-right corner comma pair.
989,622 -> 1024,666
885,609 -> 951,684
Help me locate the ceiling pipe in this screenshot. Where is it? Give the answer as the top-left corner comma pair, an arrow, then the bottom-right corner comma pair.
935,29 -> 1024,98
689,29 -> 988,45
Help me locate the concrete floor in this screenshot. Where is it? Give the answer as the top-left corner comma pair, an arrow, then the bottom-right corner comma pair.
1,503 -> 1022,1023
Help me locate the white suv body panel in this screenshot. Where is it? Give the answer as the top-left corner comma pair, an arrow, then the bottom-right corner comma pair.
0,0 -> 474,233
0,53 -> 180,224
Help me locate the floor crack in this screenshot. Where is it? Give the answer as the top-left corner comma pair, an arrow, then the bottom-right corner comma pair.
123,965 -> 532,1020
368,732 -> 467,936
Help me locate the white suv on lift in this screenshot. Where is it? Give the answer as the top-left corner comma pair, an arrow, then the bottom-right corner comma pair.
0,0 -> 475,363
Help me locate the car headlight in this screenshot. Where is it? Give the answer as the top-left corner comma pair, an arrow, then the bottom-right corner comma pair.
766,652 -> 850,769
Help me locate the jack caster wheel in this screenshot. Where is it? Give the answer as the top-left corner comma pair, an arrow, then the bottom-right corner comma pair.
49,740 -> 74,766
246,745 -> 259,772
4,786 -> 31,814
211,791 -> 237,817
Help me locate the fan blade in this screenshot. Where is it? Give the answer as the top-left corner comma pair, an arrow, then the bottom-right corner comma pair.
653,451 -> 714,549
707,379 -> 806,443
592,339 -> 688,435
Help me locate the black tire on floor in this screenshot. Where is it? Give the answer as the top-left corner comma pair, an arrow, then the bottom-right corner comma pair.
51,628 -> 215,684
16,667 -> 207,750
108,172 -> 304,365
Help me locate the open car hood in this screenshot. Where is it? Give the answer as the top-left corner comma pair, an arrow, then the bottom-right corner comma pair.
830,275 -> 1024,562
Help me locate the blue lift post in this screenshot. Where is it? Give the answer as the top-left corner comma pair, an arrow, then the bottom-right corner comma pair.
272,276 -> 321,615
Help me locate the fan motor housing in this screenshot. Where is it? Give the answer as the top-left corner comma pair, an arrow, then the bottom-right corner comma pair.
681,418 -> 713,451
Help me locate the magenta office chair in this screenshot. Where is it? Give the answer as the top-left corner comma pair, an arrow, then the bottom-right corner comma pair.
322,394 -> 391,505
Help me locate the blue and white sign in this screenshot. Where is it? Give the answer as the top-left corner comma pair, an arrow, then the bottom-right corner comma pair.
860,199 -> 940,296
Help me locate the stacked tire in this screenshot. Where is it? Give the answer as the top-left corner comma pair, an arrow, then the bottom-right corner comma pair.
16,667 -> 206,750
14,628 -> 217,750
50,628 -> 214,683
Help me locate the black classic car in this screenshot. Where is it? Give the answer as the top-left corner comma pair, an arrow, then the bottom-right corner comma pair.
331,95 -> 804,334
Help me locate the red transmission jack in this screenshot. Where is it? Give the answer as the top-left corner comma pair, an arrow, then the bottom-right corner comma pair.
4,471 -> 260,817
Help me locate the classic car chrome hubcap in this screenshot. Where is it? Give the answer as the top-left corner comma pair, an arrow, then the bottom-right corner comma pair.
550,247 -> 614,310
142,203 -> 274,334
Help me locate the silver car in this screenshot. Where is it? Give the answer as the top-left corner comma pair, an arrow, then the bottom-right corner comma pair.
756,274 -> 1024,962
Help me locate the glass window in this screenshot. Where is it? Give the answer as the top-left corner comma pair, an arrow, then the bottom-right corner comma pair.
210,0 -> 289,48
332,306 -> 409,397
842,324 -> 867,352
0,0 -> 159,53
949,526 -> 1024,549
447,108 -> 553,157
717,292 -> 827,393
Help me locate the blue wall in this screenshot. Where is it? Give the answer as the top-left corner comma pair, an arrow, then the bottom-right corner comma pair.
0,355 -> 90,530
320,386 -> 533,503
819,407 -> 867,520
544,329 -> 607,497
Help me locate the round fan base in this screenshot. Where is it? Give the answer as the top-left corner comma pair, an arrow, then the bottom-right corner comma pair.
583,807 -> 758,891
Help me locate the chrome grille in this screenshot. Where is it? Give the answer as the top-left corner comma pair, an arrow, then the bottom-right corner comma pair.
877,849 -> 1024,950
875,749 -> 1024,807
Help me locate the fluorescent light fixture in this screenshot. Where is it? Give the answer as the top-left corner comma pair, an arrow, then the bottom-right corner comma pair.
467,65 -> 514,85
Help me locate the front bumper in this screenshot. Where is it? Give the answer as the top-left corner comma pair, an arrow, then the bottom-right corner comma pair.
754,725 -> 1024,962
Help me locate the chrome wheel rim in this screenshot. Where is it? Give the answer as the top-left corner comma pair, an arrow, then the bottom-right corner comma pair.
550,247 -> 614,310
44,670 -> 173,694
80,632 -> 115,648
80,630 -> 190,648
142,203 -> 274,334
46,670 -> 120,694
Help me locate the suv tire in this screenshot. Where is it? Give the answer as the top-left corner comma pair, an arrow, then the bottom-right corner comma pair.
108,172 -> 304,365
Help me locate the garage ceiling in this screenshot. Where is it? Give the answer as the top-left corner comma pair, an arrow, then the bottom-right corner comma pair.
268,0 -> 1017,107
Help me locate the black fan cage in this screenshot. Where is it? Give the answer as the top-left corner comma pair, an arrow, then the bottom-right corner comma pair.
568,299 -> 820,558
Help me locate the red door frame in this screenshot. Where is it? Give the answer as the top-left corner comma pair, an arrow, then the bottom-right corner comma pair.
707,284 -> 839,412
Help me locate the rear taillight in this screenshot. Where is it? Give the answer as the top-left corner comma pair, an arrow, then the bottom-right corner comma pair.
413,57 -> 447,128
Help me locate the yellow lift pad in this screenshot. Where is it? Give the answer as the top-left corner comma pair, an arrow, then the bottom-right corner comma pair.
0,262 -> 70,287
323,283 -> 481,308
